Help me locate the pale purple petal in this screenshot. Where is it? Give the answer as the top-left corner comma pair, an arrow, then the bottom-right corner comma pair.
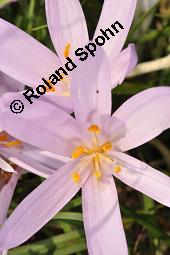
70,47 -> 112,126
1,100 -> 86,157
82,175 -> 128,255
94,0 -> 137,59
45,0 -> 89,63
0,72 -> 24,94
1,250 -> 7,255
0,145 -> 62,178
0,170 -> 21,226
0,18 -> 61,87
111,152 -> 170,207
111,87 -> 170,151
0,170 -> 20,255
0,157 -> 15,173
40,93 -> 73,113
39,150 -> 71,164
111,44 -> 138,88
1,90 -> 73,114
0,160 -> 91,250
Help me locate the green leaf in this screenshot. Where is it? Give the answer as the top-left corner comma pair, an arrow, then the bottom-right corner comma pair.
9,230 -> 85,255
112,83 -> 153,95
52,240 -> 86,255
53,212 -> 83,222
122,206 -> 164,237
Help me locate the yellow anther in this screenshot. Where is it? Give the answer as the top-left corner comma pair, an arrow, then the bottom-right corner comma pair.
72,172 -> 80,183
46,80 -> 56,93
114,165 -> 122,174
101,143 -> 112,152
94,170 -> 102,180
88,125 -> 100,134
5,140 -> 22,147
64,43 -> 71,58
72,146 -> 85,159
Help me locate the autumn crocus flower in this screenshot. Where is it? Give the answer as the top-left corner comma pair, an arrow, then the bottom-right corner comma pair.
0,0 -> 137,108
0,49 -> 170,254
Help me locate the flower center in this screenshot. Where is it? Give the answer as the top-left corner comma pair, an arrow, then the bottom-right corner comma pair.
71,124 -> 122,183
71,125 -> 112,159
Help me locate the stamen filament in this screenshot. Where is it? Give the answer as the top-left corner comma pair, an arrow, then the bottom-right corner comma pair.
93,154 -> 102,180
101,153 -> 116,164
88,125 -> 100,149
92,133 -> 99,149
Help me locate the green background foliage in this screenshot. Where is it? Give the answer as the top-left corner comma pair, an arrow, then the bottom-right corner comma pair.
0,0 -> 170,254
